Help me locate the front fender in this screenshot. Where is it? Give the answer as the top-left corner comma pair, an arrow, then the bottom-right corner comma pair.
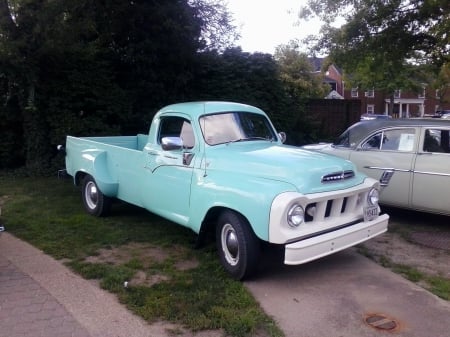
188,171 -> 296,241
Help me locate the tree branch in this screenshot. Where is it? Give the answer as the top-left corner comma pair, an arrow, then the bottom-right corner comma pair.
0,0 -> 18,39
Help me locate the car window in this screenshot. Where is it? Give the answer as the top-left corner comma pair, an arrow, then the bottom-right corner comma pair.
159,117 -> 195,149
361,128 -> 415,152
423,129 -> 450,153
199,111 -> 276,145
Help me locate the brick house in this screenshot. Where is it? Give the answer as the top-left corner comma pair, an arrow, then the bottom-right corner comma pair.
347,86 -> 448,117
310,57 -> 450,117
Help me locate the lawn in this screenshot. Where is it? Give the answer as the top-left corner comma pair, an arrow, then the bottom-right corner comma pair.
0,173 -> 283,337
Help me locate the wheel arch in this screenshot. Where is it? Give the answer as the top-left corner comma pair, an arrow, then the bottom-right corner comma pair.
71,150 -> 119,197
196,206 -> 260,248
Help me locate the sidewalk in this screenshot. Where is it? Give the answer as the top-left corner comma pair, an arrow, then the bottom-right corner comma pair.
0,233 -> 174,337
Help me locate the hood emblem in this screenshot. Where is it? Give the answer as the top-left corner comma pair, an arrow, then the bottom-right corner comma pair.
321,170 -> 355,183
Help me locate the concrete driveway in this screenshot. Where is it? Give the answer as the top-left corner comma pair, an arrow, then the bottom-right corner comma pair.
246,247 -> 450,337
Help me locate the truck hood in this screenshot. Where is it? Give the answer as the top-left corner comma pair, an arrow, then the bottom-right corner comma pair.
205,142 -> 365,194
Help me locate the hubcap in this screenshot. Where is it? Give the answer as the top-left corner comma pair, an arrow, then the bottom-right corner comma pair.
85,181 -> 98,209
221,223 -> 239,266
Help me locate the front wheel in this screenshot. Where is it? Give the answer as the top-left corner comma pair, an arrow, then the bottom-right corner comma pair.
81,175 -> 111,217
216,210 -> 260,280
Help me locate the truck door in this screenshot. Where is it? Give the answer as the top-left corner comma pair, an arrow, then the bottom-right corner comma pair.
142,115 -> 197,225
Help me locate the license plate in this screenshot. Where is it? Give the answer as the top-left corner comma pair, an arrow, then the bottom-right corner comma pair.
364,205 -> 378,222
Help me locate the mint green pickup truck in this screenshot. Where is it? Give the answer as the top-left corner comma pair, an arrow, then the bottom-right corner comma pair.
63,101 -> 389,279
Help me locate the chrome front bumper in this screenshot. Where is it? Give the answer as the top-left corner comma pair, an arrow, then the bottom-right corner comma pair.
284,213 -> 389,265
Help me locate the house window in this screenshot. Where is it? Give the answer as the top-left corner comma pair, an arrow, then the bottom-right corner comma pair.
367,105 -> 375,114
351,88 -> 358,98
418,88 -> 425,99
435,89 -> 440,99
394,89 -> 401,98
365,89 -> 374,98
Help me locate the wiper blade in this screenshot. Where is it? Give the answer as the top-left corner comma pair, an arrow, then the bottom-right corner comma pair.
230,136 -> 272,143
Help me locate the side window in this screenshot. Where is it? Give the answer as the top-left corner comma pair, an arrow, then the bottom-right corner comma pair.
362,132 -> 382,149
423,129 -> 450,153
362,129 -> 415,151
159,117 -> 195,149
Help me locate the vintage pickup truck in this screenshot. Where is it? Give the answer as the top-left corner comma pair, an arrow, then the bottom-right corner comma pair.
62,101 -> 389,279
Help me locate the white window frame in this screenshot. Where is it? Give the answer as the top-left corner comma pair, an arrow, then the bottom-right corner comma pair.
351,88 -> 358,98
365,89 -> 374,98
394,89 -> 401,98
366,104 -> 375,114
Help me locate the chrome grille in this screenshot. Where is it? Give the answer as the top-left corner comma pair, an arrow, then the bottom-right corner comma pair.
321,170 -> 355,183
304,192 -> 363,222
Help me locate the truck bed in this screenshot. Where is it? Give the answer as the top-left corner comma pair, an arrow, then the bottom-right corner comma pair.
81,134 -> 149,151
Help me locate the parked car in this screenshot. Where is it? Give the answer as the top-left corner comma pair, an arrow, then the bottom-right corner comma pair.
360,113 -> 392,121
433,110 -> 450,119
303,118 -> 450,216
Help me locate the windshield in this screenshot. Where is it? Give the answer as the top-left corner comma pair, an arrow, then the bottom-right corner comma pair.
199,111 -> 277,145
333,122 -> 368,149
333,130 -> 351,147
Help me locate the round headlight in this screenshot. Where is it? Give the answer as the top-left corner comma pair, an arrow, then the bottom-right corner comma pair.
367,188 -> 380,206
287,204 -> 304,227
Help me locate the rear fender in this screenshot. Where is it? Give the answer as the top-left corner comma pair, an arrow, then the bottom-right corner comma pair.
74,150 -> 118,197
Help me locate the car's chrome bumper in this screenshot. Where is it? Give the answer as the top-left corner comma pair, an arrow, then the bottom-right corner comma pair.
284,213 -> 389,265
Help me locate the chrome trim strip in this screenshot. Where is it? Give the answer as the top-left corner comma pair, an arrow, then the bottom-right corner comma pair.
414,171 -> 450,177
364,166 -> 450,177
364,166 -> 411,173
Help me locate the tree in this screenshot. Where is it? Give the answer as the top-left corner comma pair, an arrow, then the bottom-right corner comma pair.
299,0 -> 450,113
273,42 -> 331,144
274,42 -> 329,100
188,0 -> 239,52
0,0 -> 207,171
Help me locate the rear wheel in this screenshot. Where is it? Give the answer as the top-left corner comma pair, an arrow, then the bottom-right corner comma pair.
81,175 -> 111,216
216,210 -> 260,280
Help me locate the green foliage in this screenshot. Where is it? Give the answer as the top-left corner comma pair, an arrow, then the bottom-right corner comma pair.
0,0 -> 205,172
189,0 -> 240,52
274,42 -> 329,99
300,0 -> 449,101
0,0 -> 316,172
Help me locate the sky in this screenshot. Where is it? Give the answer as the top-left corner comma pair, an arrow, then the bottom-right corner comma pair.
225,0 -> 323,54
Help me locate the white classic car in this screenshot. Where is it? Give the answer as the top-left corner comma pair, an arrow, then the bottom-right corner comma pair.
304,118 -> 450,216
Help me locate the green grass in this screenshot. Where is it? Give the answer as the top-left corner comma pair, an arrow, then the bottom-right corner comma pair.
373,255 -> 450,301
0,174 -> 283,337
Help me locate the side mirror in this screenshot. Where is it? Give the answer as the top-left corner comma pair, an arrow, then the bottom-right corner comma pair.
278,132 -> 287,144
161,137 -> 183,151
